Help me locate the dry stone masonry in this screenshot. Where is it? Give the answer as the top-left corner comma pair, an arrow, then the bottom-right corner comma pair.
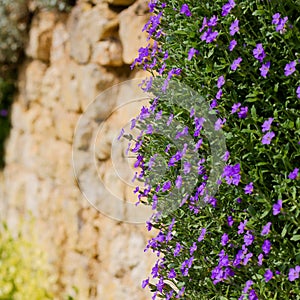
0,0 -> 157,299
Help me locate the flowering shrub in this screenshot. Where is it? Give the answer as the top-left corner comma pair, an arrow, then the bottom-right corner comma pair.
127,0 -> 300,299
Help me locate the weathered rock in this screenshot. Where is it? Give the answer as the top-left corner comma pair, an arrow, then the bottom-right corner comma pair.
92,39 -> 123,67
50,22 -> 69,63
119,0 -> 149,64
25,60 -> 48,103
108,0 -> 136,6
26,11 -> 57,61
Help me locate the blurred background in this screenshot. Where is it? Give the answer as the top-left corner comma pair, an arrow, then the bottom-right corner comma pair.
0,0 -> 156,299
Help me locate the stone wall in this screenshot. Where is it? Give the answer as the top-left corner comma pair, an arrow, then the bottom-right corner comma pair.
0,1 -> 156,299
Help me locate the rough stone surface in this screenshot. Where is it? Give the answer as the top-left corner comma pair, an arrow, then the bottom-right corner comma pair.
0,2 -> 155,300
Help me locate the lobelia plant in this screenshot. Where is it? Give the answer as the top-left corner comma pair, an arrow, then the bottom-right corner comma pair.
124,0 -> 300,299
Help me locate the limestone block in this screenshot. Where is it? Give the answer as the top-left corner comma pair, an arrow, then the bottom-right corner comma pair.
119,0 -> 149,64
41,65 -> 62,108
26,11 -> 57,61
50,22 -> 69,63
91,39 -> 123,67
25,60 -> 48,103
69,4 -> 118,64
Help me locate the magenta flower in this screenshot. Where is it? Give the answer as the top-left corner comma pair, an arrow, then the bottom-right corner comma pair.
230,20 -> 239,36
264,269 -> 273,282
229,39 -> 237,51
261,222 -> 272,235
244,182 -> 253,194
262,117 -> 274,132
262,131 -> 275,144
288,168 -> 299,179
253,43 -> 266,62
231,57 -> 242,71
188,48 -> 199,60
180,4 -> 191,17
296,86 -> 300,98
273,199 -> 282,215
260,61 -> 270,78
284,60 -> 296,76
262,240 -> 271,255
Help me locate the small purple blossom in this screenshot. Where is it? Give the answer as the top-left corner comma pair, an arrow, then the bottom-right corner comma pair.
260,61 -> 270,78
230,20 -> 239,36
276,16 -> 288,32
243,252 -> 253,265
243,280 -> 254,293
188,48 -> 199,60
272,13 -> 281,25
262,240 -> 271,255
214,118 -> 226,130
229,39 -> 237,51
217,75 -> 225,88
198,228 -> 206,242
284,60 -> 296,76
296,86 -> 300,99
222,163 -> 241,185
0,109 -> 8,117
262,117 -> 274,132
142,277 -> 149,288
288,266 -> 300,281
261,222 -> 272,235
273,199 -> 282,215
231,102 -> 241,113
231,57 -> 242,71
168,269 -> 177,279
288,168 -> 299,179
244,231 -> 254,246
162,181 -> 171,192
208,15 -> 218,26
238,106 -> 248,119
227,216 -> 234,227
244,182 -> 254,194
249,289 -> 258,300
258,253 -> 263,266
222,0 -> 235,17
180,4 -> 191,17
174,242 -> 182,256
262,131 -> 275,144
264,269 -> 273,282
253,43 -> 266,62
238,220 -> 247,234
190,242 -> 197,255
221,233 -> 229,246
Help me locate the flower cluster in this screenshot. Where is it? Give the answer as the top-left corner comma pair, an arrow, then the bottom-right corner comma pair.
128,0 -> 300,299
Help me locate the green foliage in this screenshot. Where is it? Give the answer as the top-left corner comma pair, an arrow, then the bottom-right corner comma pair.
0,222 -> 54,299
131,0 -> 300,299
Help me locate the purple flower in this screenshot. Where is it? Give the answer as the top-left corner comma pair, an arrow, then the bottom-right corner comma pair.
288,266 -> 300,281
231,102 -> 241,113
188,48 -> 199,60
198,228 -> 206,242
276,16 -> 288,32
221,233 -> 229,246
238,106 -> 248,118
0,109 -> 8,117
230,20 -> 239,36
168,268 -> 177,279
227,216 -> 234,227
262,131 -> 275,144
190,242 -> 197,255
174,242 -> 182,256
206,30 -> 219,43
217,75 -> 225,88
258,253 -> 263,266
199,17 -> 207,32
142,277 -> 149,288
272,13 -> 281,25
216,89 -> 223,100
180,4 -> 191,17
243,253 -> 253,265
260,61 -> 270,78
273,199 -> 282,215
162,181 -> 171,191
249,289 -> 258,300
229,39 -> 237,51
222,151 -> 230,161
264,269 -> 273,282
296,86 -> 300,99
222,0 -> 235,16
244,182 -> 254,194
238,220 -> 247,234
262,117 -> 274,132
175,175 -> 182,189
208,15 -> 218,26
222,163 -> 241,185
214,118 -> 226,130
231,57 -> 242,71
244,231 -> 254,246
288,168 -> 299,179
253,43 -> 266,62
243,280 -> 254,293
261,222 -> 272,235
284,60 -> 296,76
262,240 -> 271,255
